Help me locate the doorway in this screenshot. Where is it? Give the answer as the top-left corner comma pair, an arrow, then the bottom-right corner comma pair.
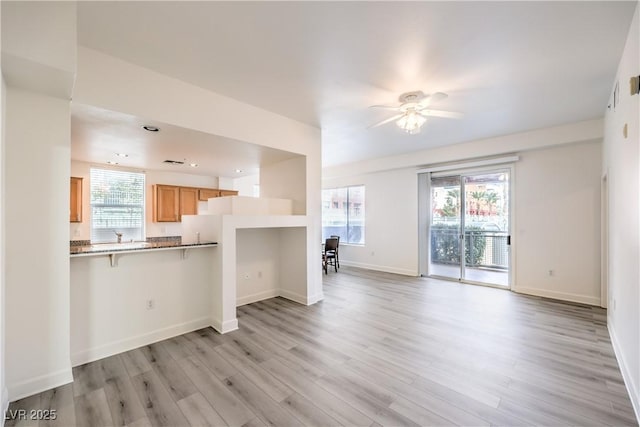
427,169 -> 511,287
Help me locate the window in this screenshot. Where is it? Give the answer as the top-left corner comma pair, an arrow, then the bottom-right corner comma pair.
90,168 -> 145,243
322,185 -> 365,244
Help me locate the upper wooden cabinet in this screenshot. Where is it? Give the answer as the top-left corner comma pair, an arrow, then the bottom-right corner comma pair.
199,188 -> 239,201
153,185 -> 180,222
219,189 -> 239,197
70,177 -> 83,223
179,187 -> 198,220
198,188 -> 220,201
153,184 -> 237,222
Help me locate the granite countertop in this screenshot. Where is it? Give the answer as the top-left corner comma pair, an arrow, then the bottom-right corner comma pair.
70,240 -> 217,256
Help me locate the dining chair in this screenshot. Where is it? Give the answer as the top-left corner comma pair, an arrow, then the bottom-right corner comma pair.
323,237 -> 339,274
330,235 -> 340,268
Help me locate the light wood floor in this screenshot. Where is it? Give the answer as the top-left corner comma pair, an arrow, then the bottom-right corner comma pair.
6,267 -> 638,426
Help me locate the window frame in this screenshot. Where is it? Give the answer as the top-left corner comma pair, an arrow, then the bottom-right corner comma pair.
321,185 -> 365,245
89,168 -> 146,243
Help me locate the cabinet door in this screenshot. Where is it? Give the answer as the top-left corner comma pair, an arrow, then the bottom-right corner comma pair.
198,188 -> 220,201
70,177 -> 83,222
180,187 -> 199,219
154,185 -> 180,222
219,189 -> 238,197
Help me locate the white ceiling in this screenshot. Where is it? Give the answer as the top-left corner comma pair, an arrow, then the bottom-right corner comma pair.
76,1 -> 636,168
71,104 -> 300,177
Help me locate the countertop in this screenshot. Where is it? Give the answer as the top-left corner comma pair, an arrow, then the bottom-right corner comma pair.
70,240 -> 217,256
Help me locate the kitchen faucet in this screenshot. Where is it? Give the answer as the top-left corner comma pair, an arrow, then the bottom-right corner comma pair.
114,231 -> 123,243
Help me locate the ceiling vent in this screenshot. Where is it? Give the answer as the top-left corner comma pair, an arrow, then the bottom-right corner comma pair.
163,160 -> 185,165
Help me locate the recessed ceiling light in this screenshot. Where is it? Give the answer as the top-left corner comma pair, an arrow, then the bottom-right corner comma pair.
142,125 -> 160,132
115,153 -> 128,158
189,163 -> 198,167
235,169 -> 243,173
107,161 -> 119,165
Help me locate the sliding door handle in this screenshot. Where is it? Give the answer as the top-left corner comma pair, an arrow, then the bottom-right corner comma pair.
507,235 -> 511,245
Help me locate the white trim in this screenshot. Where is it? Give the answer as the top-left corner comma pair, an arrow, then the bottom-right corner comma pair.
307,292 -> 324,305
513,286 -> 600,306
211,318 -> 238,334
279,289 -> 312,305
8,368 -> 73,403
416,155 -> 520,174
236,289 -> 280,307
608,322 -> 640,423
339,260 -> 418,277
71,316 -> 211,366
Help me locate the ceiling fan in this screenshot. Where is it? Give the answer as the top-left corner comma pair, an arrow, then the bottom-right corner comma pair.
369,91 -> 462,134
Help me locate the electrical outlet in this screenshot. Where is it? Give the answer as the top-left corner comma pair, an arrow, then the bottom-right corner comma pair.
146,299 -> 155,310
244,272 -> 250,280
548,269 -> 554,276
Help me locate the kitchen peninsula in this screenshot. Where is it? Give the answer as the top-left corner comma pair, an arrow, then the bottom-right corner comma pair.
69,194 -> 318,368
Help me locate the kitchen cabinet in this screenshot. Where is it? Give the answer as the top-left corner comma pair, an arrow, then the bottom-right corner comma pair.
199,188 -> 239,200
154,185 -> 238,221
219,189 -> 239,197
153,185 -> 180,222
198,188 -> 220,201
70,177 -> 83,222
179,187 -> 198,219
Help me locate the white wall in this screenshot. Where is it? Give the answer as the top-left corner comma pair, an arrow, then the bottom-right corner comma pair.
260,156 -> 307,214
1,1 -> 76,100
603,4 -> 639,418
323,135 -> 603,306
233,174 -> 259,197
236,229 -> 281,305
514,141 -> 602,305
5,88 -> 72,400
323,168 -> 419,276
0,44 -> 7,417
70,160 -> 219,241
70,248 -> 215,366
2,2 -> 77,402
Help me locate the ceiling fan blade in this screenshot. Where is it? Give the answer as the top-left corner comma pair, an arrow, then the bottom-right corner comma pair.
419,92 -> 448,107
368,113 -> 404,129
369,104 -> 402,111
420,109 -> 463,119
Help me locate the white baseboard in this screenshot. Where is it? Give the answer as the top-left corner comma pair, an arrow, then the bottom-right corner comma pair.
236,289 -> 280,307
339,260 -> 418,277
71,316 -> 211,366
211,318 -> 238,334
279,288 -> 310,305
608,322 -> 640,423
8,368 -> 73,403
514,286 -> 601,306
307,292 -> 324,305
237,288 -> 324,307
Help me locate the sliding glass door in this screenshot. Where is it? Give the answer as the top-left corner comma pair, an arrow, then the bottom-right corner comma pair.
428,169 -> 511,287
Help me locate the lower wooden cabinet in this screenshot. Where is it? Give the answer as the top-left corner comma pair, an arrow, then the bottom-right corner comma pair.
70,177 -> 83,223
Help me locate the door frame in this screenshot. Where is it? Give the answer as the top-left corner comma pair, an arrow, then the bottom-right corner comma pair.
601,173 -> 609,308
420,164 -> 515,290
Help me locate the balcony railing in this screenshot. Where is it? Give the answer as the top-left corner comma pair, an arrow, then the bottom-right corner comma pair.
430,229 -> 509,270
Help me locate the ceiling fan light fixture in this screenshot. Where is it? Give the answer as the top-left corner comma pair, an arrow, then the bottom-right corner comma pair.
396,110 -> 426,134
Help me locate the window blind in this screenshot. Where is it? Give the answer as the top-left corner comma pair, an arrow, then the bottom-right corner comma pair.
90,168 -> 145,243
